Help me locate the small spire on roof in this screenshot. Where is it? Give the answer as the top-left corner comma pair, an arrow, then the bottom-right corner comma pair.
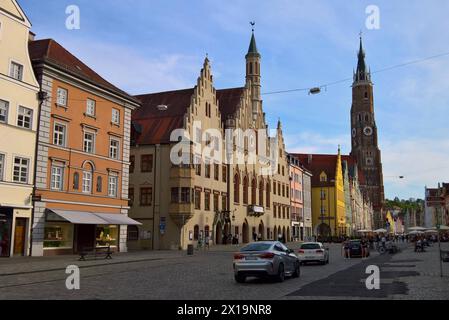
246,21 -> 260,57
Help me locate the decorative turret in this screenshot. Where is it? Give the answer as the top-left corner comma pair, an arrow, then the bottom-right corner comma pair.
245,22 -> 261,121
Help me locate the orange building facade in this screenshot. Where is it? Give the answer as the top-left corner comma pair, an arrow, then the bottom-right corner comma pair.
29,39 -> 141,256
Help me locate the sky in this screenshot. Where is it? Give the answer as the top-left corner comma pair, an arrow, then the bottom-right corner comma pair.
19,0 -> 449,200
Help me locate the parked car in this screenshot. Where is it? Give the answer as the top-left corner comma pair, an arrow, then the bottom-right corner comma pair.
297,242 -> 329,265
344,240 -> 370,258
233,241 -> 300,283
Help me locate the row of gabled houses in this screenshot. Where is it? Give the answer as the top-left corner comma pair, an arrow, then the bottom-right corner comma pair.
0,0 -> 375,257
425,183 -> 449,229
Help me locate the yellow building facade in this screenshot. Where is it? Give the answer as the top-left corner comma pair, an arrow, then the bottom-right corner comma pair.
0,0 -> 40,257
294,149 -> 346,238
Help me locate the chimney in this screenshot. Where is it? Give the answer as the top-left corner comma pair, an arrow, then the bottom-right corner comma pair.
29,31 -> 36,41
308,154 -> 312,164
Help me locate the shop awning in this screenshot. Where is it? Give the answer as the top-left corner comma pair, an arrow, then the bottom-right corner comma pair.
46,209 -> 141,226
95,213 -> 142,225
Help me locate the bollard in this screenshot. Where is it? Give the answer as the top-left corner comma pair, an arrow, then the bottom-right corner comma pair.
187,244 -> 194,256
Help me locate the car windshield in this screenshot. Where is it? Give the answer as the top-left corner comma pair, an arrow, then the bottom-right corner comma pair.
241,243 -> 272,252
350,241 -> 361,245
301,243 -> 321,250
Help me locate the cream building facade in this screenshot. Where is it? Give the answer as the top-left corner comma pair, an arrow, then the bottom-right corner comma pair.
128,32 -> 291,250
0,0 -> 40,257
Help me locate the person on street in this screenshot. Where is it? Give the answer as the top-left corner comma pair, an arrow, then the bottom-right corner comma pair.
361,238 -> 368,259
342,238 -> 351,259
381,235 -> 387,249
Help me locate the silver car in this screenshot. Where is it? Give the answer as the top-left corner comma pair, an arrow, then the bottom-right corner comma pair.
233,241 -> 300,283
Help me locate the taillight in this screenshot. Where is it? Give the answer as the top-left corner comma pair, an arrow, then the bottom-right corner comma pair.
298,250 -> 305,254
259,252 -> 275,259
316,250 -> 324,253
234,253 -> 244,260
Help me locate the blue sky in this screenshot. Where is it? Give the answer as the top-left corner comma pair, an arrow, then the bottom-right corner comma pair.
19,0 -> 449,200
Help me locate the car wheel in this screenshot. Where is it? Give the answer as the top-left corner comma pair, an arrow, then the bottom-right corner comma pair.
234,274 -> 246,283
292,262 -> 300,278
276,264 -> 285,282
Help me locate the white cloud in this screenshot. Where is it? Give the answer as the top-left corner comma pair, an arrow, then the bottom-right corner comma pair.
285,131 -> 350,155
382,138 -> 449,199
50,38 -> 202,94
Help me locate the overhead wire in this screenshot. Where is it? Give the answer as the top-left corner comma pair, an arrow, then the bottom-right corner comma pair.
262,50 -> 449,96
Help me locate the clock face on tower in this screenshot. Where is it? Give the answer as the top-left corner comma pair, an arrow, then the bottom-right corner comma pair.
363,126 -> 373,136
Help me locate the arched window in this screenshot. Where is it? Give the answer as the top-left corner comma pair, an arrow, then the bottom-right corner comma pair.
73,172 -> 79,190
251,178 -> 257,205
266,181 -> 271,208
234,173 -> 240,203
243,176 -> 249,204
365,115 -> 369,122
249,62 -> 253,74
259,180 -> 264,207
127,225 -> 139,241
194,225 -> 199,241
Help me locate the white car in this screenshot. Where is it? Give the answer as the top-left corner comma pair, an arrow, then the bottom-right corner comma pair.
297,242 -> 329,265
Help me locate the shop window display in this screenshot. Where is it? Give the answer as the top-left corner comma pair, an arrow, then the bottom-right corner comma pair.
96,225 -> 118,247
44,223 -> 74,249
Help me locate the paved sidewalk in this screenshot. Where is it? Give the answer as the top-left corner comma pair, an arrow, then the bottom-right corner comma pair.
0,250 -> 187,276
388,242 -> 449,299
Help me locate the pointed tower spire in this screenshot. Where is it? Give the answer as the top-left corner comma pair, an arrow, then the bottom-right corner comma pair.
354,34 -> 370,83
246,22 -> 260,58
245,22 -> 262,121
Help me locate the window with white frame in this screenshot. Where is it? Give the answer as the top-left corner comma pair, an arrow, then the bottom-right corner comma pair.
83,131 -> 95,153
51,165 -> 64,190
112,108 -> 120,124
56,88 -> 68,107
17,106 -> 33,129
0,153 -> 4,181
109,139 -> 120,159
82,171 -> 92,193
86,99 -> 96,116
53,123 -> 67,146
9,62 -> 23,81
0,99 -> 8,123
13,157 -> 29,183
108,174 -> 118,197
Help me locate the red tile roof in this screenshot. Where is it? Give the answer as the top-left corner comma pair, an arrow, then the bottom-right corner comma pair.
132,88 -> 194,145
29,39 -> 140,104
290,153 -> 364,187
216,87 -> 245,121
290,154 -> 339,187
132,87 -> 246,145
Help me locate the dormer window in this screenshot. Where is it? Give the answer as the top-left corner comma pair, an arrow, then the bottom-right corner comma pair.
320,172 -> 327,182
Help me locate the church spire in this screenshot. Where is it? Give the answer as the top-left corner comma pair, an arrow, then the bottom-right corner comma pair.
246,23 -> 260,58
354,35 -> 371,83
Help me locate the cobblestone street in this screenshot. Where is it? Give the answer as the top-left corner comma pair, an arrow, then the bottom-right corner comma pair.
0,242 -> 448,300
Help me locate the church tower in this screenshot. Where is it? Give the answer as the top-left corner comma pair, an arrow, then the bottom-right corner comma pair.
350,36 -> 385,219
245,27 -> 261,122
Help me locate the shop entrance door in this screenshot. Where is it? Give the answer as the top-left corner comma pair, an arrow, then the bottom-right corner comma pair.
75,225 -> 95,252
0,208 -> 13,257
13,218 -> 27,256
